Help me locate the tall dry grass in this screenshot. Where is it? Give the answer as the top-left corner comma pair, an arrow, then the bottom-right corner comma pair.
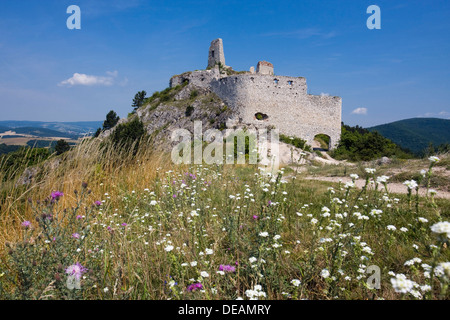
0,137 -> 173,250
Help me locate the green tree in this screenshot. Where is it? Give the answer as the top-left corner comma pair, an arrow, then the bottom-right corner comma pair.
103,110 -> 120,130
132,90 -> 147,111
93,127 -> 102,138
55,139 -> 71,155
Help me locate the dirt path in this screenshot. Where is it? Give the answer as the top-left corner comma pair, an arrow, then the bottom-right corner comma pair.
303,176 -> 450,199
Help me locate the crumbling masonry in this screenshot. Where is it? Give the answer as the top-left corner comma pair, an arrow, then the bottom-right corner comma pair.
170,38 -> 342,149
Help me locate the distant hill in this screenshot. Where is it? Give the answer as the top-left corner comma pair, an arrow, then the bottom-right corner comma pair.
367,118 -> 450,154
10,127 -> 77,139
0,121 -> 103,136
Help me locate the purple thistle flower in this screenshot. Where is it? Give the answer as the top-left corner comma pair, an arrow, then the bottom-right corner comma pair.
21,220 -> 31,228
121,223 -> 127,227
72,233 -> 80,239
94,201 -> 102,206
252,215 -> 259,220
76,215 -> 83,220
65,262 -> 87,280
187,282 -> 203,292
51,191 -> 64,200
219,264 -> 236,273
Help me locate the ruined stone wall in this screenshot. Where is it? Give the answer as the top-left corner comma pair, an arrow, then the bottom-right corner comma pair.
210,74 -> 342,149
170,68 -> 221,90
256,61 -> 274,75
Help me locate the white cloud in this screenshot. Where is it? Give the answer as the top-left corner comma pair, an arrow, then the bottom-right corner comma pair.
416,110 -> 450,119
59,71 -> 118,87
351,108 -> 368,115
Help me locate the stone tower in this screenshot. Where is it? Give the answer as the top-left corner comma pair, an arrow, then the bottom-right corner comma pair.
207,38 -> 226,69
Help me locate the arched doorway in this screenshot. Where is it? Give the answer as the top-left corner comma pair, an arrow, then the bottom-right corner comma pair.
313,134 -> 330,151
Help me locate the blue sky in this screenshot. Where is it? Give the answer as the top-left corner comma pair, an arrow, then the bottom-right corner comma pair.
0,0 -> 449,127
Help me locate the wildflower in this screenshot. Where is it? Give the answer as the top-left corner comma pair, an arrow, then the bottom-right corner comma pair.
404,258 -> 422,266
164,245 -> 174,252
51,191 -> 64,200
65,262 -> 87,281
219,265 -> 236,273
103,287 -> 109,293
403,180 -> 418,190
365,168 -> 376,174
150,200 -> 157,206
390,274 -> 415,294
249,257 -> 257,264
205,248 -> 214,255
168,280 -> 177,288
420,285 -> 431,292
437,262 -> 450,278
428,156 -> 440,163
311,218 -> 318,225
94,201 -> 102,206
321,269 -> 330,278
376,176 -> 389,184
291,279 -> 301,287
259,232 -> 269,237
430,221 -> 450,238
121,223 -> 127,227
387,225 -> 397,231
344,182 -> 355,189
76,215 -> 83,220
418,217 -> 428,223
72,233 -> 80,239
245,285 -> 266,299
369,209 -> 382,217
252,215 -> 259,220
190,261 -> 198,267
190,210 -> 199,217
21,221 -> 31,228
200,271 -> 209,278
321,211 -> 331,218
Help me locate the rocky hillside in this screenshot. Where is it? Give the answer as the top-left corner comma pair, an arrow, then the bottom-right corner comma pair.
102,81 -> 234,149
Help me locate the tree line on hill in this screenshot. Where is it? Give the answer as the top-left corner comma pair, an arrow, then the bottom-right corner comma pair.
330,123 -> 414,161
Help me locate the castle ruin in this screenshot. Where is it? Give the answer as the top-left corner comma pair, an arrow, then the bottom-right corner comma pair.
171,38 -> 342,149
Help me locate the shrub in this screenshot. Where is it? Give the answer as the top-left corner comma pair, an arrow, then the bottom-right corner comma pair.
185,105 -> 194,117
110,118 -> 146,155
331,123 -> 413,161
279,134 -> 311,152
55,140 -> 71,155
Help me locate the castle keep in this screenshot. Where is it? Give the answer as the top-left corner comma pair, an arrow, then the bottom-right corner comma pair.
170,38 -> 342,149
